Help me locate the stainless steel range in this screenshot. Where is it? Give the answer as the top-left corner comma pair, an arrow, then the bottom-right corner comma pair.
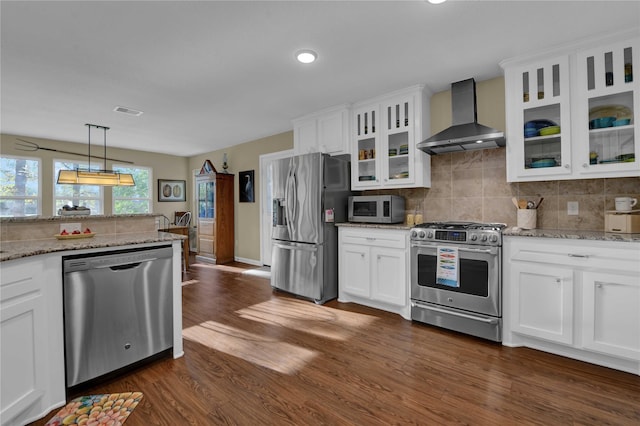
410,221 -> 506,342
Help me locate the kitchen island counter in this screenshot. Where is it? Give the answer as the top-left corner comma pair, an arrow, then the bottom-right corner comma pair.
0,231 -> 185,262
1,231 -> 185,425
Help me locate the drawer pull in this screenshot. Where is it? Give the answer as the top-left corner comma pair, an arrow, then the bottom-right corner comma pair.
567,253 -> 589,258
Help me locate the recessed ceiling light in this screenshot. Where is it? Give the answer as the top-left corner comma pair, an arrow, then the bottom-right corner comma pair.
428,0 -> 447,4
295,49 -> 317,64
113,106 -> 143,116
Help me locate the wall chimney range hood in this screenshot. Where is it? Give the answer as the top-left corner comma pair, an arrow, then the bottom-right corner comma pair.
417,78 -> 505,154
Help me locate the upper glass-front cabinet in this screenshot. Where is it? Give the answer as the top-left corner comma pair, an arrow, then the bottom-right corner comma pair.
521,57 -> 572,176
505,56 -> 572,180
575,38 -> 640,176
353,105 -> 380,188
351,85 -> 430,189
503,32 -> 640,182
197,176 -> 215,219
384,98 -> 413,184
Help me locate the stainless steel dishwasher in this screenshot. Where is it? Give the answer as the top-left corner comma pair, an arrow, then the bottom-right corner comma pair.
63,245 -> 173,387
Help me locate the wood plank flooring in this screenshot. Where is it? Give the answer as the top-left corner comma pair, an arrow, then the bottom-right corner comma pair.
31,257 -> 640,425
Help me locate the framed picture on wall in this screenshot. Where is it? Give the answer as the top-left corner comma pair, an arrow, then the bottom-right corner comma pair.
239,170 -> 255,203
158,179 -> 186,202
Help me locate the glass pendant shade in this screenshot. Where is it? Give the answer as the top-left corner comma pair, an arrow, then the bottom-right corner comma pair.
56,124 -> 135,186
57,169 -> 135,185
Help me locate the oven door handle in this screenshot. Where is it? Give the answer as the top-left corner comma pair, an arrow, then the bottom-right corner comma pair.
457,247 -> 494,254
411,301 -> 499,324
411,244 -> 495,255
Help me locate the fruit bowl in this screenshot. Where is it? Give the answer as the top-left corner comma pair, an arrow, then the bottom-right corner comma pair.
55,232 -> 96,240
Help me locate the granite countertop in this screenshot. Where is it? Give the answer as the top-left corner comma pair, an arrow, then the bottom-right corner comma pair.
503,227 -> 640,243
335,222 -> 412,230
1,231 -> 186,262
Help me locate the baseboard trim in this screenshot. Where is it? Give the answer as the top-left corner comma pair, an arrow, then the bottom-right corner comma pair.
234,256 -> 261,266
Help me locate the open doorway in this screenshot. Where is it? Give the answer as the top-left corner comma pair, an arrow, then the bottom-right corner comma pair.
259,149 -> 293,266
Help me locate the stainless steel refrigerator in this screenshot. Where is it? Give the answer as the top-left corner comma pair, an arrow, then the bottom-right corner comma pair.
271,152 -> 352,304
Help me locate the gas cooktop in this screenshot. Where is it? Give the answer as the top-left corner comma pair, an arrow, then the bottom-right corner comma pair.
413,221 -> 507,231
410,221 -> 506,246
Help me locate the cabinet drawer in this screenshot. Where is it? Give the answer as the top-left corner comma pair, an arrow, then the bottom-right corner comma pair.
199,238 -> 214,255
340,228 -> 407,249
508,237 -> 640,272
199,219 -> 214,236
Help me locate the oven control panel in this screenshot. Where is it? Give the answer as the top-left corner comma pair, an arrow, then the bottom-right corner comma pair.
410,228 -> 502,246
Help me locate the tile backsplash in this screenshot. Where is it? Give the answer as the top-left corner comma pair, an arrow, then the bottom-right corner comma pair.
369,148 -> 640,230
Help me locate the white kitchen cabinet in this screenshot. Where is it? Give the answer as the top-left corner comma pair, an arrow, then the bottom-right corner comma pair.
503,236 -> 640,375
338,227 -> 410,319
293,104 -> 350,156
582,272 -> 640,361
351,85 -> 431,189
509,262 -> 574,345
574,38 -> 640,177
503,55 -> 573,181
501,30 -> 640,181
1,254 -> 65,426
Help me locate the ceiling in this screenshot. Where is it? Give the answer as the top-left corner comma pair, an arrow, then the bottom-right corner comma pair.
2,1 -> 639,157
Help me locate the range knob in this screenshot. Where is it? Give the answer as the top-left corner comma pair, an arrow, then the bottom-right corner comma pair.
427,231 -> 434,238
418,231 -> 426,239
481,235 -> 488,242
410,230 -> 417,238
470,234 -> 478,241
490,234 -> 499,243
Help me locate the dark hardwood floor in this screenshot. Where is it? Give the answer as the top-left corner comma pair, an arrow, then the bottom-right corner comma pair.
32,256 -> 640,425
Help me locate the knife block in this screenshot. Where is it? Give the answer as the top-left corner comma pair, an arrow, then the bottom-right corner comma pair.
605,211 -> 640,233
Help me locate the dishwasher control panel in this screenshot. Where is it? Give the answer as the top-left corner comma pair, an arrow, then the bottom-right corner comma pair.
63,245 -> 172,272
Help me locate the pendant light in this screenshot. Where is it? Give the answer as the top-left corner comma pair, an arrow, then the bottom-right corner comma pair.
56,124 -> 135,186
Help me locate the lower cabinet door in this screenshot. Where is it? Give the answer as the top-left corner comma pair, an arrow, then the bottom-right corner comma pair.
1,259 -> 49,425
582,272 -> 640,360
340,244 -> 370,298
511,263 -> 574,345
371,247 -> 406,306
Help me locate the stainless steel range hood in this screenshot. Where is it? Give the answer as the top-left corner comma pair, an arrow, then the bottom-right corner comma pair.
417,78 -> 505,155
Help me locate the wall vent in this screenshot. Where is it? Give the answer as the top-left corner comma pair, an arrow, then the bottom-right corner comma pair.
113,106 -> 143,116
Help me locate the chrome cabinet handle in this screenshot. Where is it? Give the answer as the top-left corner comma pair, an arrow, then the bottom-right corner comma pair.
568,253 -> 589,258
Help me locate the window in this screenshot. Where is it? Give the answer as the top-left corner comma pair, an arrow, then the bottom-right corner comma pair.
112,165 -> 152,214
53,160 -> 103,214
0,155 -> 41,217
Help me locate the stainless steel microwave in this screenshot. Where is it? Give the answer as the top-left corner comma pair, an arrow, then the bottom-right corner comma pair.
348,195 -> 405,224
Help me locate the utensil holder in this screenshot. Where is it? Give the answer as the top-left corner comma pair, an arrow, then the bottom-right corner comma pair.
517,209 -> 537,229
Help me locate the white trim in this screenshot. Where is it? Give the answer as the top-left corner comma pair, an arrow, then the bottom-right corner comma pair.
234,256 -> 262,266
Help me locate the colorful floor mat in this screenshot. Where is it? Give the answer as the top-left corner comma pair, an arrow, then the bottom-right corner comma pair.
45,392 -> 143,426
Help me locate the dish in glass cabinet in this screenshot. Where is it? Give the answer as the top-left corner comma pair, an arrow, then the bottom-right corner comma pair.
589,105 -> 632,121
359,175 -> 376,181
530,158 -> 557,168
539,126 -> 560,136
391,171 -> 409,179
525,119 -> 557,130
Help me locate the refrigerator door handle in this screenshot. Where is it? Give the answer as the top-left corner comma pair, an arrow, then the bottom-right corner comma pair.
285,165 -> 296,238
273,242 -> 318,252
